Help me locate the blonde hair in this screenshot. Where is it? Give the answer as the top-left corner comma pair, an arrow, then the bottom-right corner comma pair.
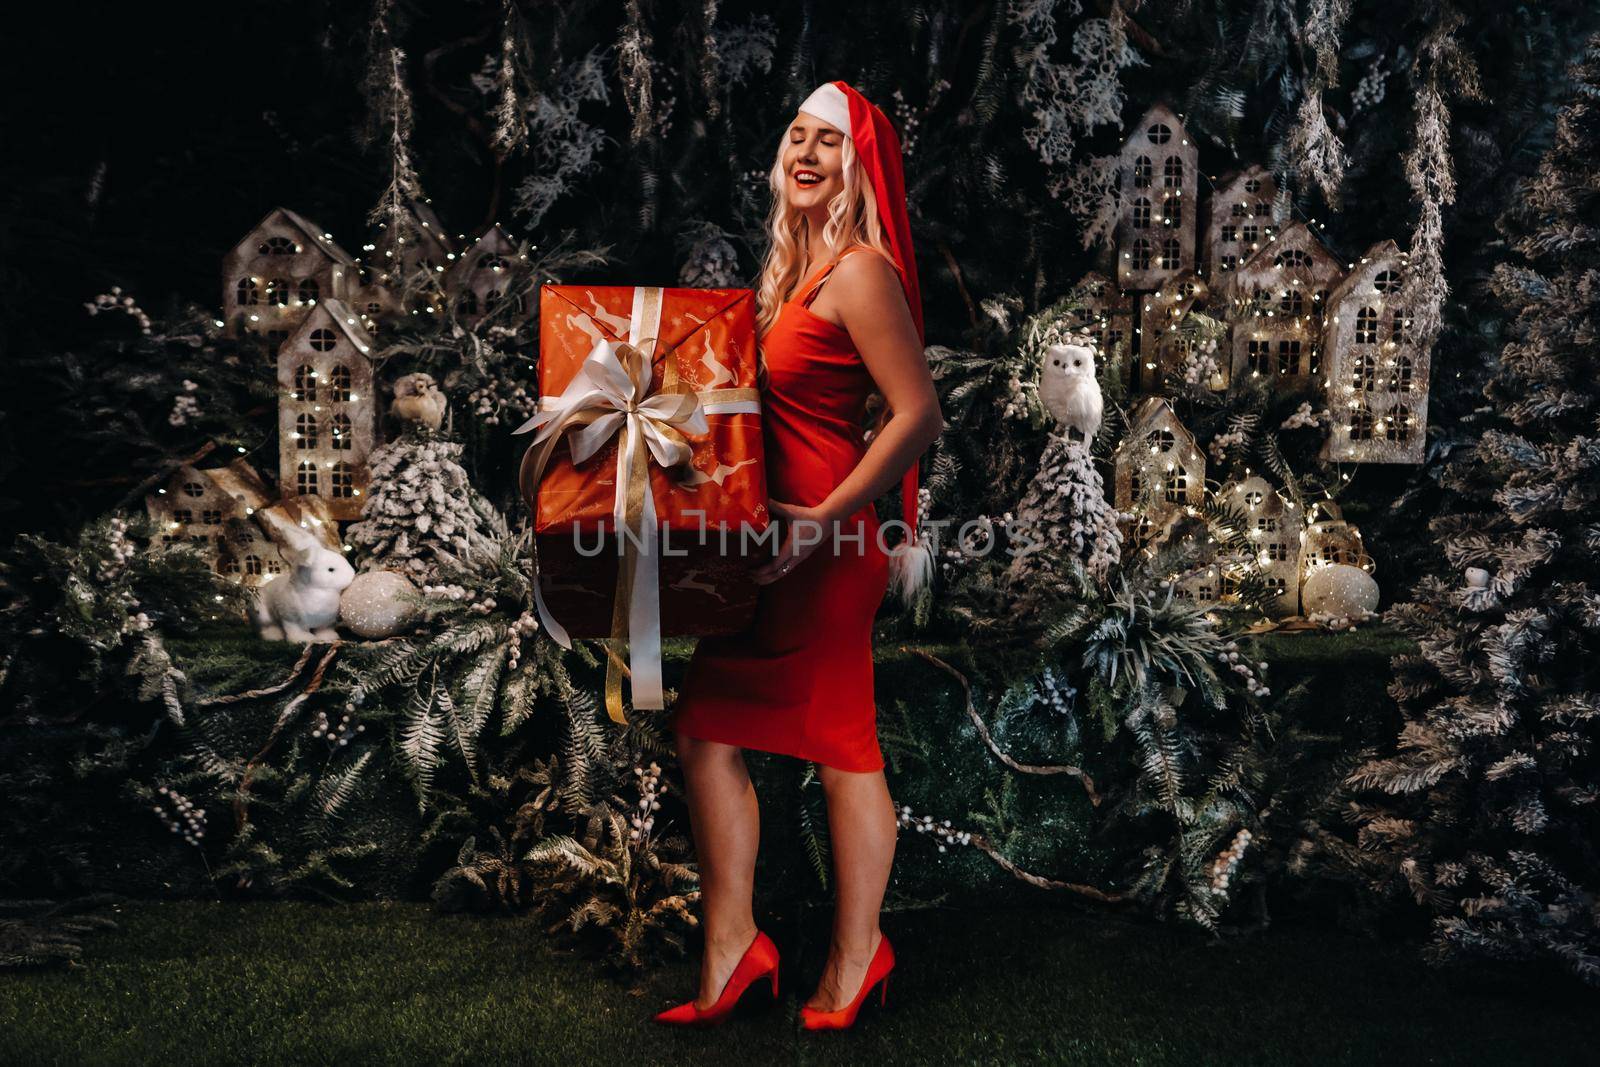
754,128 -> 896,337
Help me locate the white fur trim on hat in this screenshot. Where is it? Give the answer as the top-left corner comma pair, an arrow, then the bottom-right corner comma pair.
797,83 -> 851,138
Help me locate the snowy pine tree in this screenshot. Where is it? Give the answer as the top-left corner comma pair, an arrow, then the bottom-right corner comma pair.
1007,431 -> 1123,591
1345,34 -> 1600,986
345,430 -> 499,584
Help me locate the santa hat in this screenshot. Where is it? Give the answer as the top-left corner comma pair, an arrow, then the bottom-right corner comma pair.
797,80 -> 935,605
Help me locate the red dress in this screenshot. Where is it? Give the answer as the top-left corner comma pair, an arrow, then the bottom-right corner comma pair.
667,247 -> 892,772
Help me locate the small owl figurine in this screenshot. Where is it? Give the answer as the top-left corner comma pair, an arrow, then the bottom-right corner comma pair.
1039,342 -> 1102,440
390,372 -> 447,430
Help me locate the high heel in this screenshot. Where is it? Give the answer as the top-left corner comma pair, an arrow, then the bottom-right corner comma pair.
799,932 -> 894,1032
653,929 -> 781,1027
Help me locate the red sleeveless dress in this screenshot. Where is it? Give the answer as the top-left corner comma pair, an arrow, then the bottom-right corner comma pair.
667,248 -> 892,772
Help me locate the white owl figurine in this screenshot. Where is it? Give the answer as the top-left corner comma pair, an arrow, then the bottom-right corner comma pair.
391,372 -> 448,430
1039,343 -> 1102,439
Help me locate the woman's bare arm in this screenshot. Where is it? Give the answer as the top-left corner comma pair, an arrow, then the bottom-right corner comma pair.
813,250 -> 944,525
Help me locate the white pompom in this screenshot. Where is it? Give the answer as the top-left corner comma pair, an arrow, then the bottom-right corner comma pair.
886,533 -> 935,605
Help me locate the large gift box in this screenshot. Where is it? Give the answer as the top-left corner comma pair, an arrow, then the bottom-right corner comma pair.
515,284 -> 769,723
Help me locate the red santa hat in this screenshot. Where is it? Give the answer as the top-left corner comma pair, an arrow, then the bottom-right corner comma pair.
797,80 -> 934,603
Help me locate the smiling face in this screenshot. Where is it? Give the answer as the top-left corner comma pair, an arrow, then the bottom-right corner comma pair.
783,113 -> 846,214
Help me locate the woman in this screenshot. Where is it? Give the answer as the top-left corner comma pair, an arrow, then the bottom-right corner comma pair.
654,80 -> 943,1030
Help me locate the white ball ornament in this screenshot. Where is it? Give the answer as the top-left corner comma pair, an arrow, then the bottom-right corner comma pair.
1301,564 -> 1379,619
339,570 -> 422,639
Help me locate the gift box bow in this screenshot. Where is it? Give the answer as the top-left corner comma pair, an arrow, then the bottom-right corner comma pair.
513,286 -> 761,724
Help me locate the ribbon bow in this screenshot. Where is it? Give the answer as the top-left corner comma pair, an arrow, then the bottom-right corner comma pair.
514,298 -> 759,725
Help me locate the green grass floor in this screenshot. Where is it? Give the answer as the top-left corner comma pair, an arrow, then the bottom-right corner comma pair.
1,901 -> 1593,1066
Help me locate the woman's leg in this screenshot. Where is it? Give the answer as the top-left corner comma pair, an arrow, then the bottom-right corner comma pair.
674,731 -> 763,1008
805,764 -> 897,1011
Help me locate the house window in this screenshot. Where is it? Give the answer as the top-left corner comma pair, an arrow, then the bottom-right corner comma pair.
1231,202 -> 1247,218
1159,238 -> 1181,270
296,412 -> 318,448
265,278 -> 290,306
1253,201 -> 1271,217
1196,582 -> 1214,601
1277,340 -> 1302,375
297,278 -> 319,305
245,555 -> 263,576
1374,269 -> 1402,294
1353,353 -> 1377,391
1163,198 -> 1182,227
259,235 -> 297,255
1149,429 -> 1176,453
1221,225 -> 1238,243
1129,469 -> 1143,501
458,290 -> 479,315
1266,541 -> 1290,561
1131,239 -> 1153,271
1164,469 -> 1188,502
329,364 -> 352,402
331,412 -> 353,449
1391,308 -> 1412,344
1133,156 -> 1152,188
1350,403 -> 1375,441
1220,254 -> 1238,272
1241,224 -> 1259,245
1248,339 -> 1271,374
309,327 -> 338,352
1106,329 -> 1124,351
236,278 -> 260,306
1257,516 -> 1278,532
183,481 -> 205,498
1275,249 -> 1311,269
1244,177 -> 1262,193
1312,289 -> 1331,321
1385,404 -> 1412,442
297,461 -> 319,495
294,364 -> 317,402
1392,356 -> 1415,393
1280,290 -> 1305,317
1162,155 -> 1184,188
265,558 -> 283,575
219,556 -> 240,575
1146,122 -> 1172,144
1307,345 -> 1322,376
1132,198 -> 1152,228
173,509 -> 193,524
200,509 -> 222,525
1269,578 -> 1288,598
330,461 -> 355,498
1356,307 -> 1379,344
366,302 -> 384,316
478,255 -> 511,273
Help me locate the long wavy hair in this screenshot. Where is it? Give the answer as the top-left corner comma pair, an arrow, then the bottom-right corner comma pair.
753,128 -> 896,338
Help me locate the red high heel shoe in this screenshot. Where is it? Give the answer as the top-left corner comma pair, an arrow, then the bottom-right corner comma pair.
799,932 -> 894,1031
653,929 -> 781,1027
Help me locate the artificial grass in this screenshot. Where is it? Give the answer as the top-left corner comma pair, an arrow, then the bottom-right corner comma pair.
0,901 -> 1591,1066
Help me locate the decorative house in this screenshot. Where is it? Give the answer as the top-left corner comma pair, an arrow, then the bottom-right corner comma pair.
1203,165 -> 1281,280
222,208 -> 359,346
1218,220 -> 1345,389
1113,397 -> 1206,537
1153,511 -> 1227,606
350,199 -> 459,328
1217,475 -> 1301,615
1321,239 -> 1429,463
256,494 -> 343,554
277,298 -> 381,521
1116,103 -> 1199,292
1068,272 -> 1135,363
449,223 -> 530,326
1134,271 -> 1216,391
144,457 -> 285,586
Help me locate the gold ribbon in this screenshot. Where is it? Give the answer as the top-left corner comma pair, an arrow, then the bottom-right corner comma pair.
514,287 -> 760,724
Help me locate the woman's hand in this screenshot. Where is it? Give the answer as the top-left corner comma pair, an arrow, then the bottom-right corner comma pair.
752,499 -> 834,584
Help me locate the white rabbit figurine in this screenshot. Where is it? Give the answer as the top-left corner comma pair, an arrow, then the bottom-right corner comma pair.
250,527 -> 356,642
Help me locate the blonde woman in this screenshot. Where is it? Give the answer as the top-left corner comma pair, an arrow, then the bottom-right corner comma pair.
656,80 -> 942,1031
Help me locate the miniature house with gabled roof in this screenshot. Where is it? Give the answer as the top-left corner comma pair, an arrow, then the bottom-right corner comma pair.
1067,271 -> 1135,389
449,222 -> 530,326
1218,220 -> 1345,390
1217,474 -> 1301,615
350,199 -> 459,329
145,457 -> 285,587
1135,271 -> 1216,391
1116,104 -> 1199,292
223,208 -> 359,346
1113,397 -> 1206,538
1321,239 -> 1429,463
277,298 -> 380,521
1204,165 -> 1282,281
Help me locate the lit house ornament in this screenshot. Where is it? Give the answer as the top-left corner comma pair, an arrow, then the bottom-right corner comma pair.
1216,220 -> 1345,390
1135,271 -> 1216,391
448,222 -> 532,326
350,199 -> 458,325
277,298 -> 381,521
1067,272 -> 1135,390
222,207 -> 359,345
1296,504 -> 1374,606
1321,239 -> 1429,463
1217,474 -> 1301,616
1113,397 -> 1206,537
144,457 -> 285,587
1203,165 -> 1281,280
1116,103 -> 1199,291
